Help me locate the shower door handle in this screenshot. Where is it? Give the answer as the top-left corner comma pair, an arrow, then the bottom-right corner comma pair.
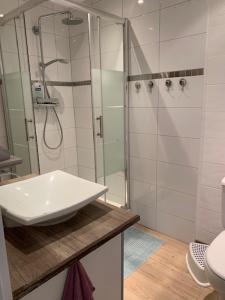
96,116 -> 103,138
24,118 -> 35,141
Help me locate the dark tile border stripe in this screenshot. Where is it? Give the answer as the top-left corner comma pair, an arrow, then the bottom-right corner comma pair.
30,68 -> 204,87
31,80 -> 91,87
128,68 -> 204,82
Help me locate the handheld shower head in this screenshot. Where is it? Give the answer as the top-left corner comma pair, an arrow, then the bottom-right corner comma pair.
40,58 -> 69,69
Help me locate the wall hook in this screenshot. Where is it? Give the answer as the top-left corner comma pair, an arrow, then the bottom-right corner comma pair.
148,80 -> 154,92
135,81 -> 141,92
165,79 -> 172,91
179,78 -> 187,91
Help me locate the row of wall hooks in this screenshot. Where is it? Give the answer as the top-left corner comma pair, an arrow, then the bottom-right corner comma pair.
135,78 -> 187,92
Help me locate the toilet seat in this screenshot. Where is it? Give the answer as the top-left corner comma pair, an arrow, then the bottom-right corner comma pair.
206,230 -> 225,280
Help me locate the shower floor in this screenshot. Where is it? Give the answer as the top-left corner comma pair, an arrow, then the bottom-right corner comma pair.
98,171 -> 126,208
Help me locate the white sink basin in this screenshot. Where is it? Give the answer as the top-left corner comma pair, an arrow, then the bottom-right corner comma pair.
0,170 -> 108,227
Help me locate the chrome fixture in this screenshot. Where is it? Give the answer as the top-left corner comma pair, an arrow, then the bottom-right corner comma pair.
165,79 -> 172,90
24,118 -> 35,141
148,80 -> 154,92
179,78 -> 187,90
62,14 -> 83,25
39,58 -> 69,69
135,81 -> 141,91
96,116 -> 103,138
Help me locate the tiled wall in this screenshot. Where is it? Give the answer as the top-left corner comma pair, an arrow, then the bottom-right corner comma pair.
196,0 -> 225,244
125,0 -> 207,243
89,0 -> 207,242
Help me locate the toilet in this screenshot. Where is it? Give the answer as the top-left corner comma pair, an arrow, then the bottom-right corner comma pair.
186,178 -> 225,299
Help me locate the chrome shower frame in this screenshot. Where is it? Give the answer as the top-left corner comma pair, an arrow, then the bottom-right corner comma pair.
0,0 -> 130,210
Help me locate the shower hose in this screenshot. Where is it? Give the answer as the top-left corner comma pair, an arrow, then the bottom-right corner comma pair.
43,86 -> 63,150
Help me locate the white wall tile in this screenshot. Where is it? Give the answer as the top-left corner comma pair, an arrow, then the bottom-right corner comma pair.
64,147 -> 77,168
157,210 -> 195,242
204,111 -> 225,139
158,108 -> 202,138
130,157 -> 157,184
196,206 -> 223,236
73,86 -> 92,108
129,107 -> 157,134
201,162 -> 225,188
76,128 -> 94,149
198,185 -> 222,213
157,187 -> 196,221
75,107 -> 93,129
160,0 -> 207,41
61,107 -> 75,129
160,0 -> 188,9
63,128 -> 77,148
77,147 -> 95,168
71,58 -> 90,81
78,166 -> 96,181
130,12 -> 160,47
129,43 -> 160,75
160,34 -> 206,71
206,84 -> 225,111
1,25 -> 18,53
202,137 -> 225,164
100,24 -> 123,53
123,0 -> 159,18
130,179 -> 157,207
130,133 -> 157,160
131,201 -> 157,229
56,36 -> 70,60
157,161 -> 198,195
70,33 -> 89,60
158,135 -> 200,167
207,24 -> 225,58
42,32 -> 56,58
207,54 -> 225,84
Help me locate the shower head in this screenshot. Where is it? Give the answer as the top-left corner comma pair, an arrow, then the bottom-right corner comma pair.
62,16 -> 83,26
40,58 -> 69,69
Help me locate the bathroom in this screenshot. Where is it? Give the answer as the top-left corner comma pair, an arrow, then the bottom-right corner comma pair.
0,0 -> 225,299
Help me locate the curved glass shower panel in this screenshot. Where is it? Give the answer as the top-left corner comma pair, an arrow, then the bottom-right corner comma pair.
0,15 -> 39,176
89,15 -> 126,207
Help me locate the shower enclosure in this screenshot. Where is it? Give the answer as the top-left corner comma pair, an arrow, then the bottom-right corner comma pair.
0,0 -> 129,208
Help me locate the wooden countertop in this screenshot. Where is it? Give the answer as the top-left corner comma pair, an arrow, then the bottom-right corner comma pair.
3,177 -> 139,300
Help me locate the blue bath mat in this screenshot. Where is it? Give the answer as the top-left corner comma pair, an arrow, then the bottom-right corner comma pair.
124,227 -> 164,278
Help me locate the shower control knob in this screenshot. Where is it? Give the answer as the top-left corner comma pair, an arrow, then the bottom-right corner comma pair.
179,78 -> 187,90
148,80 -> 154,92
165,79 -> 172,90
135,81 -> 141,92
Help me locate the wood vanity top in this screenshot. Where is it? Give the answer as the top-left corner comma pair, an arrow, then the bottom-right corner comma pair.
2,176 -> 139,300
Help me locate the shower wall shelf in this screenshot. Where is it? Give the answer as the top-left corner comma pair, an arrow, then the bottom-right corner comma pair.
33,97 -> 59,107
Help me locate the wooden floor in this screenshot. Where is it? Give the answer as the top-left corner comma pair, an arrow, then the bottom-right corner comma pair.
124,225 -> 216,300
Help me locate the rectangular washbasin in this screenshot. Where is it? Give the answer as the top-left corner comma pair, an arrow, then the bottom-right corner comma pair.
0,170 -> 108,227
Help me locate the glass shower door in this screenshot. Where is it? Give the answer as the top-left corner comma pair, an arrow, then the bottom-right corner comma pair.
89,15 -> 126,207
0,15 -> 39,176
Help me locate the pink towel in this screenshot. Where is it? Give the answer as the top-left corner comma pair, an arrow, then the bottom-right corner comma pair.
62,261 -> 95,300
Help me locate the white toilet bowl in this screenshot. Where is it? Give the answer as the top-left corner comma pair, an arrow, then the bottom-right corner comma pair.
205,231 -> 225,300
